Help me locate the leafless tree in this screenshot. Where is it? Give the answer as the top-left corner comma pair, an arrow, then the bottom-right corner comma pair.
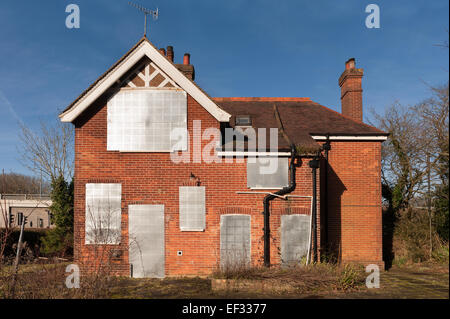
0,172 -> 49,194
371,103 -> 425,210
370,78 -> 449,208
414,84 -> 449,182
1,196 -> 50,298
83,195 -> 122,279
18,120 -> 74,183
0,198 -> 13,264
86,196 -> 121,246
434,30 -> 449,50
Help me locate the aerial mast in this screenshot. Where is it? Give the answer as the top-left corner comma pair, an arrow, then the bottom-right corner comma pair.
128,2 -> 159,37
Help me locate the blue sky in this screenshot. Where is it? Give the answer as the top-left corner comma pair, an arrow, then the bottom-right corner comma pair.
0,0 -> 448,176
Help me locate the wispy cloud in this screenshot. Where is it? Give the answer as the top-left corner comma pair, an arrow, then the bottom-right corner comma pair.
0,90 -> 24,126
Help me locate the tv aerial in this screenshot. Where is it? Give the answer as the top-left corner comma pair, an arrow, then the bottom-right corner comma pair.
128,2 -> 159,37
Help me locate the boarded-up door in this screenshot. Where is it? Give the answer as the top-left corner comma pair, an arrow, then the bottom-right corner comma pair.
128,205 -> 164,278
220,214 -> 251,269
281,214 -> 310,265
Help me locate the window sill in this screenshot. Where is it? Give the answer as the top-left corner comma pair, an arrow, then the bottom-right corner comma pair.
180,228 -> 205,232
84,241 -> 121,245
248,187 -> 285,190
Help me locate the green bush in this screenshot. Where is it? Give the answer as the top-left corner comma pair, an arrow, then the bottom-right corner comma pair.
40,176 -> 74,257
0,228 -> 49,261
40,227 -> 73,257
431,244 -> 449,263
393,208 -> 445,263
337,264 -> 365,291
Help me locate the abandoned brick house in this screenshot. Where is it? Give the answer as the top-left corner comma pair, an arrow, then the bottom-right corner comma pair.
59,37 -> 388,278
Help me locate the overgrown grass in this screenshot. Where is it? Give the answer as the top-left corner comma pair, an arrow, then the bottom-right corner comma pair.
212,262 -> 366,292
393,209 -> 449,265
432,244 -> 449,263
0,262 -> 113,299
0,261 -> 367,298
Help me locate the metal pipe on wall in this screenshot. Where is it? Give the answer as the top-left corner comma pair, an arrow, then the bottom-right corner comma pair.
322,135 -> 331,256
263,145 -> 297,267
309,157 -> 320,263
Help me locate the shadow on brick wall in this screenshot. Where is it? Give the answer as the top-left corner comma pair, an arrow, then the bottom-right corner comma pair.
322,163 -> 346,263
382,207 -> 395,270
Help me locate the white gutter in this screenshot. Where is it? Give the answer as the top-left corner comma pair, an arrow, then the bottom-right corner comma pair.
217,151 -> 291,157
311,135 -> 388,141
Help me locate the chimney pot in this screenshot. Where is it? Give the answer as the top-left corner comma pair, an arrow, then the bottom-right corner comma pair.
345,58 -> 356,69
159,48 -> 166,56
167,46 -> 174,62
339,58 -> 364,122
183,53 -> 191,65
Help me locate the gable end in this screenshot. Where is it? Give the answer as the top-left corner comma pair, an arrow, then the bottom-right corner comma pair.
59,38 -> 231,123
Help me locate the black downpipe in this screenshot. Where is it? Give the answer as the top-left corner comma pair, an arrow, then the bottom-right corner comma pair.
312,164 -> 318,262
263,145 -> 297,267
309,157 -> 320,263
322,135 -> 331,256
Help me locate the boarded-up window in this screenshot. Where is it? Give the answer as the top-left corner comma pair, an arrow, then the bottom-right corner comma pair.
179,186 -> 205,231
85,183 -> 122,244
247,157 -> 289,189
128,205 -> 165,278
107,89 -> 187,152
281,214 -> 310,264
220,215 -> 251,269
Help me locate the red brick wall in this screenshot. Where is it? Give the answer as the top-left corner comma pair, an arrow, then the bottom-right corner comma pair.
324,141 -> 383,268
73,93 -> 319,276
73,91 -> 382,276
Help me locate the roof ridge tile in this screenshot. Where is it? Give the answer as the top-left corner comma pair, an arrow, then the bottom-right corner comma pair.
212,97 -> 311,102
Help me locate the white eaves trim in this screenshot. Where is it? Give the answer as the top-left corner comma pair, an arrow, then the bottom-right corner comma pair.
60,40 -> 231,123
217,151 -> 292,157
311,135 -> 388,141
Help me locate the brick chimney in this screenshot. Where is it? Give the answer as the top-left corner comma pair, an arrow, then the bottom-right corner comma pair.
339,58 -> 364,122
161,45 -> 195,80
166,46 -> 174,62
176,53 -> 195,81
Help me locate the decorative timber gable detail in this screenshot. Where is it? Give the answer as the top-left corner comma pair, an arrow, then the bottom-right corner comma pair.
122,57 -> 179,89
59,37 -> 230,123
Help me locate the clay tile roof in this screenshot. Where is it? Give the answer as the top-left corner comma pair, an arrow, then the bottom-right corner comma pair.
213,97 -> 387,153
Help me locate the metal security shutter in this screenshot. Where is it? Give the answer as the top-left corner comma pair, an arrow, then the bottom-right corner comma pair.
128,205 -> 165,278
281,214 -> 310,265
247,157 -> 289,189
179,186 -> 205,231
107,89 -> 187,152
220,215 -> 251,269
85,183 -> 122,244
